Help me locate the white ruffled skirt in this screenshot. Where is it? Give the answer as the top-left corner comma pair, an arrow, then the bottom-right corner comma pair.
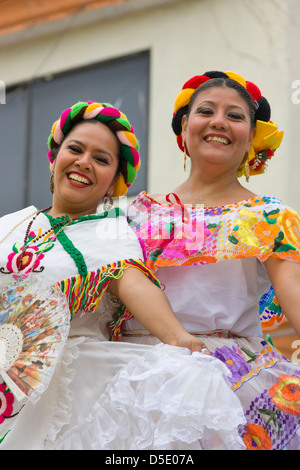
1,318 -> 245,450
2,315 -> 300,450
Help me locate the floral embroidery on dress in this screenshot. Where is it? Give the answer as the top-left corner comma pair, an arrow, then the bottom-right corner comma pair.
129,192 -> 300,331
212,345 -> 252,384
269,375 -> 300,416
0,381 -> 16,443
239,371 -> 300,450
129,192 -> 300,268
0,230 -> 56,276
242,423 -> 272,450
0,382 -> 14,424
212,340 -> 290,392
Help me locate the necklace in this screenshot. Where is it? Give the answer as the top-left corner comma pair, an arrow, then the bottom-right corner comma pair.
22,209 -> 73,248
0,207 -> 76,274
17,209 -> 76,272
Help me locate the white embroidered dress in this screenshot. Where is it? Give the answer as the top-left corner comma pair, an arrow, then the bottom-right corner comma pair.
0,205 -> 245,450
120,192 -> 300,451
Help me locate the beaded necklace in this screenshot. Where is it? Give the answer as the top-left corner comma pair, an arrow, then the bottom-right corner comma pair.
0,207 -> 78,273
23,209 -> 74,247
0,206 -> 121,276
18,209 -> 75,271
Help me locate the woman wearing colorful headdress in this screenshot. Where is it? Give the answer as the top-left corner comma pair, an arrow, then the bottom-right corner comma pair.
124,71 -> 300,450
0,100 -> 216,449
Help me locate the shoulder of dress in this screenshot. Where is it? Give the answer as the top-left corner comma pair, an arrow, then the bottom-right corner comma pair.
130,191 -> 167,206
0,205 -> 37,220
0,205 -> 38,228
222,196 -> 286,214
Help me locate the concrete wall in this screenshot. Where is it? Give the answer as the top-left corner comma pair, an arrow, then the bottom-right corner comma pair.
0,0 -> 299,210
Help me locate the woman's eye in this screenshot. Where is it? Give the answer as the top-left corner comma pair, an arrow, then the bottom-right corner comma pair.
94,156 -> 109,164
228,112 -> 245,120
197,108 -> 213,115
68,144 -> 82,153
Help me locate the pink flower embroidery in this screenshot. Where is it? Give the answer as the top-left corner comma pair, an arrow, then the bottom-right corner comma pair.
0,383 -> 14,424
6,246 -> 44,275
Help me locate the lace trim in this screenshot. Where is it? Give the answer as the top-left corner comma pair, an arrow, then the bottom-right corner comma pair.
52,344 -> 246,450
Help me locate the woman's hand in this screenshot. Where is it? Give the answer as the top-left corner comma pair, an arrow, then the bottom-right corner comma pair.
168,331 -> 210,354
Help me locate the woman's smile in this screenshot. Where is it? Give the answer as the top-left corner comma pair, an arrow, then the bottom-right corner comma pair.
67,171 -> 93,187
203,133 -> 231,145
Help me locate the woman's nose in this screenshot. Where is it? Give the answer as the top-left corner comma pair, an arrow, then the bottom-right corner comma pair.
75,152 -> 92,170
209,111 -> 227,129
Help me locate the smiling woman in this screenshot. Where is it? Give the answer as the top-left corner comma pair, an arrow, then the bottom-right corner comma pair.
50,121 -> 120,218
0,100 -> 213,450
125,71 -> 300,450
181,86 -> 255,186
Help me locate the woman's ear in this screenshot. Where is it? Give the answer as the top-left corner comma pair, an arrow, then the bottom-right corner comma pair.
106,172 -> 119,198
181,115 -> 187,142
247,127 -> 256,153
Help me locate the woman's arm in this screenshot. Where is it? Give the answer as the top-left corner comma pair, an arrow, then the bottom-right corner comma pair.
109,267 -> 209,353
265,257 -> 300,336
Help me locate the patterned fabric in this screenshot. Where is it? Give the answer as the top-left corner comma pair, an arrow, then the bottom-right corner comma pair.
0,205 -> 160,446
0,206 -> 157,319
125,191 -> 300,450
193,334 -> 300,450
128,192 -> 300,331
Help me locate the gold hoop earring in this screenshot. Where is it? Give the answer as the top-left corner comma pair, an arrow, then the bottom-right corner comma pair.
183,138 -> 187,172
244,154 -> 250,182
50,173 -> 54,193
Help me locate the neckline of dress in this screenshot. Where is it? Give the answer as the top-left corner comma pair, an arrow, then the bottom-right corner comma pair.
139,191 -> 277,210
40,207 -> 123,226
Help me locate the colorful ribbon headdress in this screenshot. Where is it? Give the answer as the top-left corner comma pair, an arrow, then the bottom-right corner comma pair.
48,101 -> 140,197
172,71 -> 284,178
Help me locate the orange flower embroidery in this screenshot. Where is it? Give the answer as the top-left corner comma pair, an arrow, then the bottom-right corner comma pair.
253,221 -> 280,243
277,209 -> 300,248
243,423 -> 272,450
269,375 -> 300,416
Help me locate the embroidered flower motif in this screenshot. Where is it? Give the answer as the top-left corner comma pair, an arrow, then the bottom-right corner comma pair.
230,210 -> 260,248
276,209 -> 300,251
206,207 -> 223,217
212,345 -> 251,383
165,220 -> 210,257
0,382 -> 14,424
242,423 -> 272,450
253,221 -> 280,243
6,245 -> 44,275
136,207 -> 211,262
1,228 -> 57,277
269,375 -> 300,415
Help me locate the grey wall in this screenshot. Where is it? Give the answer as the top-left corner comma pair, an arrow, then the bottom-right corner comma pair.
0,51 -> 149,215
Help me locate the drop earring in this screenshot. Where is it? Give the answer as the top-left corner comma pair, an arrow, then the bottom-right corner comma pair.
182,138 -> 187,172
103,195 -> 113,210
244,153 -> 250,182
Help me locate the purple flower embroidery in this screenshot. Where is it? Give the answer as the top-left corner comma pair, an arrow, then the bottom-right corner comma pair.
213,345 -> 251,384
206,207 -> 223,217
